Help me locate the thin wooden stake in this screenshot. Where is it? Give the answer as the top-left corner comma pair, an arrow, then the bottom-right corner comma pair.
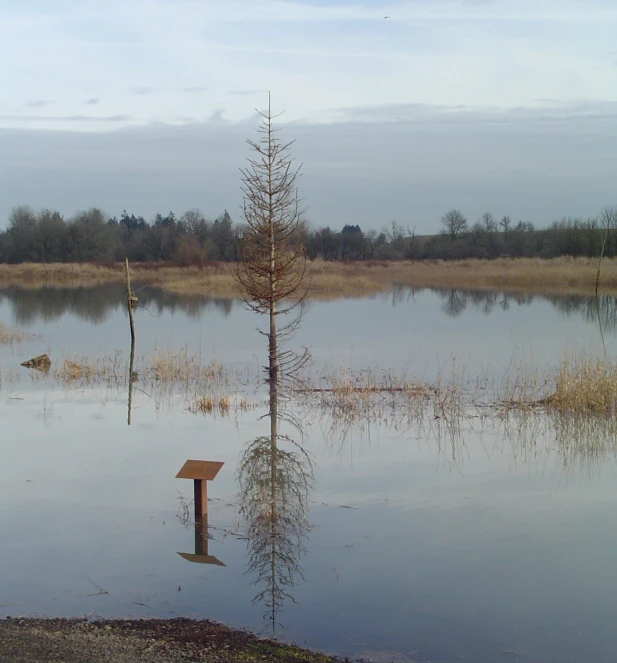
125,258 -> 136,425
124,257 -> 136,346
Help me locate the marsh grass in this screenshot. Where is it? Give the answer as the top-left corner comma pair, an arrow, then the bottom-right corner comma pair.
3,257 -> 617,298
548,352 -> 617,413
0,322 -> 33,345
189,393 -> 257,417
299,351 -> 617,426
296,359 -> 484,441
56,353 -> 125,385
38,347 -> 249,416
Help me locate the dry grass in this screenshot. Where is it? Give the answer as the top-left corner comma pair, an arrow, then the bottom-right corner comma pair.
146,347 -> 227,388
0,322 -> 33,345
3,257 -> 617,298
38,347 -> 262,417
548,352 -> 617,413
189,393 -> 257,416
297,359 -> 478,431
497,351 -> 617,414
190,395 -> 231,415
53,352 -> 125,385
300,351 -> 617,424
0,262 -> 122,287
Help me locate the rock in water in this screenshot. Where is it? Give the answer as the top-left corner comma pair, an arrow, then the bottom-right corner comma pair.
21,354 -> 51,371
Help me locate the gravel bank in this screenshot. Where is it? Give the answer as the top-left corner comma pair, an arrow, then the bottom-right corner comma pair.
0,617 -> 343,663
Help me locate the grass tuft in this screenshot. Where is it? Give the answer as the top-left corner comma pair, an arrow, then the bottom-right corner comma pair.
549,352 -> 617,413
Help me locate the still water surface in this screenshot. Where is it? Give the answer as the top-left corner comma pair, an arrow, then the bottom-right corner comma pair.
1,286 -> 617,663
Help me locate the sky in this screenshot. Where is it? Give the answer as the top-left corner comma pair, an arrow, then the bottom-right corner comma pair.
1,0 -> 617,232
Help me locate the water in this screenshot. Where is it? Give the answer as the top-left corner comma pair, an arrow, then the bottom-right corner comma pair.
1,286 -> 617,663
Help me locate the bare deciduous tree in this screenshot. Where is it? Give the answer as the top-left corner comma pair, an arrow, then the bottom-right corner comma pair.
500,215 -> 512,239
441,209 -> 468,241
596,206 -> 617,296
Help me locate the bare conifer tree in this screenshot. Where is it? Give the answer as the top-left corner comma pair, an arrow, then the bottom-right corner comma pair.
236,95 -> 309,408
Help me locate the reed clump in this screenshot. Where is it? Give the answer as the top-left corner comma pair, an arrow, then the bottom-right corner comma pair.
548,353 -> 617,413
190,395 -> 230,415
54,353 -> 125,385
189,393 -> 257,416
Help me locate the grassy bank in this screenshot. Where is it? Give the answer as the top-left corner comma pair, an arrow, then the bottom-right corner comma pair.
1,256 -> 617,297
0,617 -> 340,663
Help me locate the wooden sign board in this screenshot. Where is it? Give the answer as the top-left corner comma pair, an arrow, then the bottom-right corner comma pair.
177,552 -> 226,566
176,460 -> 224,481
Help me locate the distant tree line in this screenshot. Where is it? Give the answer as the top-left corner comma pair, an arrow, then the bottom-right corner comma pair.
1,204 -> 616,264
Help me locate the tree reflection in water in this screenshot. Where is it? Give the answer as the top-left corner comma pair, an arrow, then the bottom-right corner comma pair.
237,412 -> 313,631
0,284 -> 234,325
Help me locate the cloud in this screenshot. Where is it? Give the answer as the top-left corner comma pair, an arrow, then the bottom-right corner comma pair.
25,100 -> 53,108
0,114 -> 133,124
2,0 -> 617,132
1,103 -> 616,231
84,97 -> 99,105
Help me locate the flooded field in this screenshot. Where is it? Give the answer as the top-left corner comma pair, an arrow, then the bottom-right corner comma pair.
2,285 -> 617,663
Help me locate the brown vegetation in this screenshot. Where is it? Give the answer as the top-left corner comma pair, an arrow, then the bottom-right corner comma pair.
3,256 -> 617,297
0,322 -> 31,345
549,352 -> 617,413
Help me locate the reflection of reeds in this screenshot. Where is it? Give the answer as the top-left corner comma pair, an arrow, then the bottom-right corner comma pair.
501,408 -> 617,477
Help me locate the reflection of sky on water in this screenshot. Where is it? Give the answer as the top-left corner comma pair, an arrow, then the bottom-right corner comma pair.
0,287 -> 615,379
2,288 -> 617,662
1,379 -> 617,663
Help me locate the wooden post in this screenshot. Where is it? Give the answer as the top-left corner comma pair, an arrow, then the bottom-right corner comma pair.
194,479 -> 208,518
195,516 -> 208,556
125,258 -> 137,425
124,257 -> 136,346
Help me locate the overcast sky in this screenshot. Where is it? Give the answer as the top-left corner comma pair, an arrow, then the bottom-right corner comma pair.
1,0 -> 616,232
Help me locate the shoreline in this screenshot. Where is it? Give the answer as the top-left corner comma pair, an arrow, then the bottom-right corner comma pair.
0,257 -> 616,298
0,617 -> 343,663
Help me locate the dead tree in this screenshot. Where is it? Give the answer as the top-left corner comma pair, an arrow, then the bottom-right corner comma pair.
235,95 -> 310,412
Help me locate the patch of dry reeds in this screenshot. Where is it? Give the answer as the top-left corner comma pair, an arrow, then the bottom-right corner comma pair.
43,346 -> 254,416
3,257 -> 617,298
548,352 -> 617,413
189,393 -> 257,417
53,352 -> 125,385
0,322 -> 33,345
0,262 -> 122,287
297,359 -> 479,431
